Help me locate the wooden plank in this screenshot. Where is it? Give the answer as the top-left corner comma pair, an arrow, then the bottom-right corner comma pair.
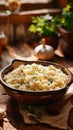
20,3 -> 53,11
0,9 -> 61,24
0,1 -> 55,11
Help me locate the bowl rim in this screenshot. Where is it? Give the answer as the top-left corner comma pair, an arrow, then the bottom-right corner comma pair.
0,59 -> 72,95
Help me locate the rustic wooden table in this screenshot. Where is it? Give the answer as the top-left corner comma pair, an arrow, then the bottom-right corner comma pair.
0,41 -> 73,130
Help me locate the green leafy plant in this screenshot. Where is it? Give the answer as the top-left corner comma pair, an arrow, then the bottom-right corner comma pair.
59,3 -> 73,32
29,14 -> 58,37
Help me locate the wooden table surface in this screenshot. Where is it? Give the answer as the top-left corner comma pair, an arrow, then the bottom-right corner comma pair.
0,41 -> 73,130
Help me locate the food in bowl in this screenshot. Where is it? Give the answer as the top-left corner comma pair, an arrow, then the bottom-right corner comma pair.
0,60 -> 72,104
3,63 -> 70,92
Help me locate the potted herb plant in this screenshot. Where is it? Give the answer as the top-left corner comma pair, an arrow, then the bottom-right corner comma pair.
57,4 -> 73,59
29,14 -> 59,50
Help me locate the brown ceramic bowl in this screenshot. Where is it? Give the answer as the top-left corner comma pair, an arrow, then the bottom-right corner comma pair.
0,59 -> 72,104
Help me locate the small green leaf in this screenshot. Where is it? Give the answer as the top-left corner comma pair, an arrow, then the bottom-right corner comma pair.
29,25 -> 37,33
48,79 -> 53,84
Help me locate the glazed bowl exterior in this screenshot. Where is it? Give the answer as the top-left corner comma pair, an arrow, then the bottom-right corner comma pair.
0,59 -> 72,104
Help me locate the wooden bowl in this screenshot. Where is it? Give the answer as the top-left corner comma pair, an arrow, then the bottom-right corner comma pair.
0,59 -> 72,104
